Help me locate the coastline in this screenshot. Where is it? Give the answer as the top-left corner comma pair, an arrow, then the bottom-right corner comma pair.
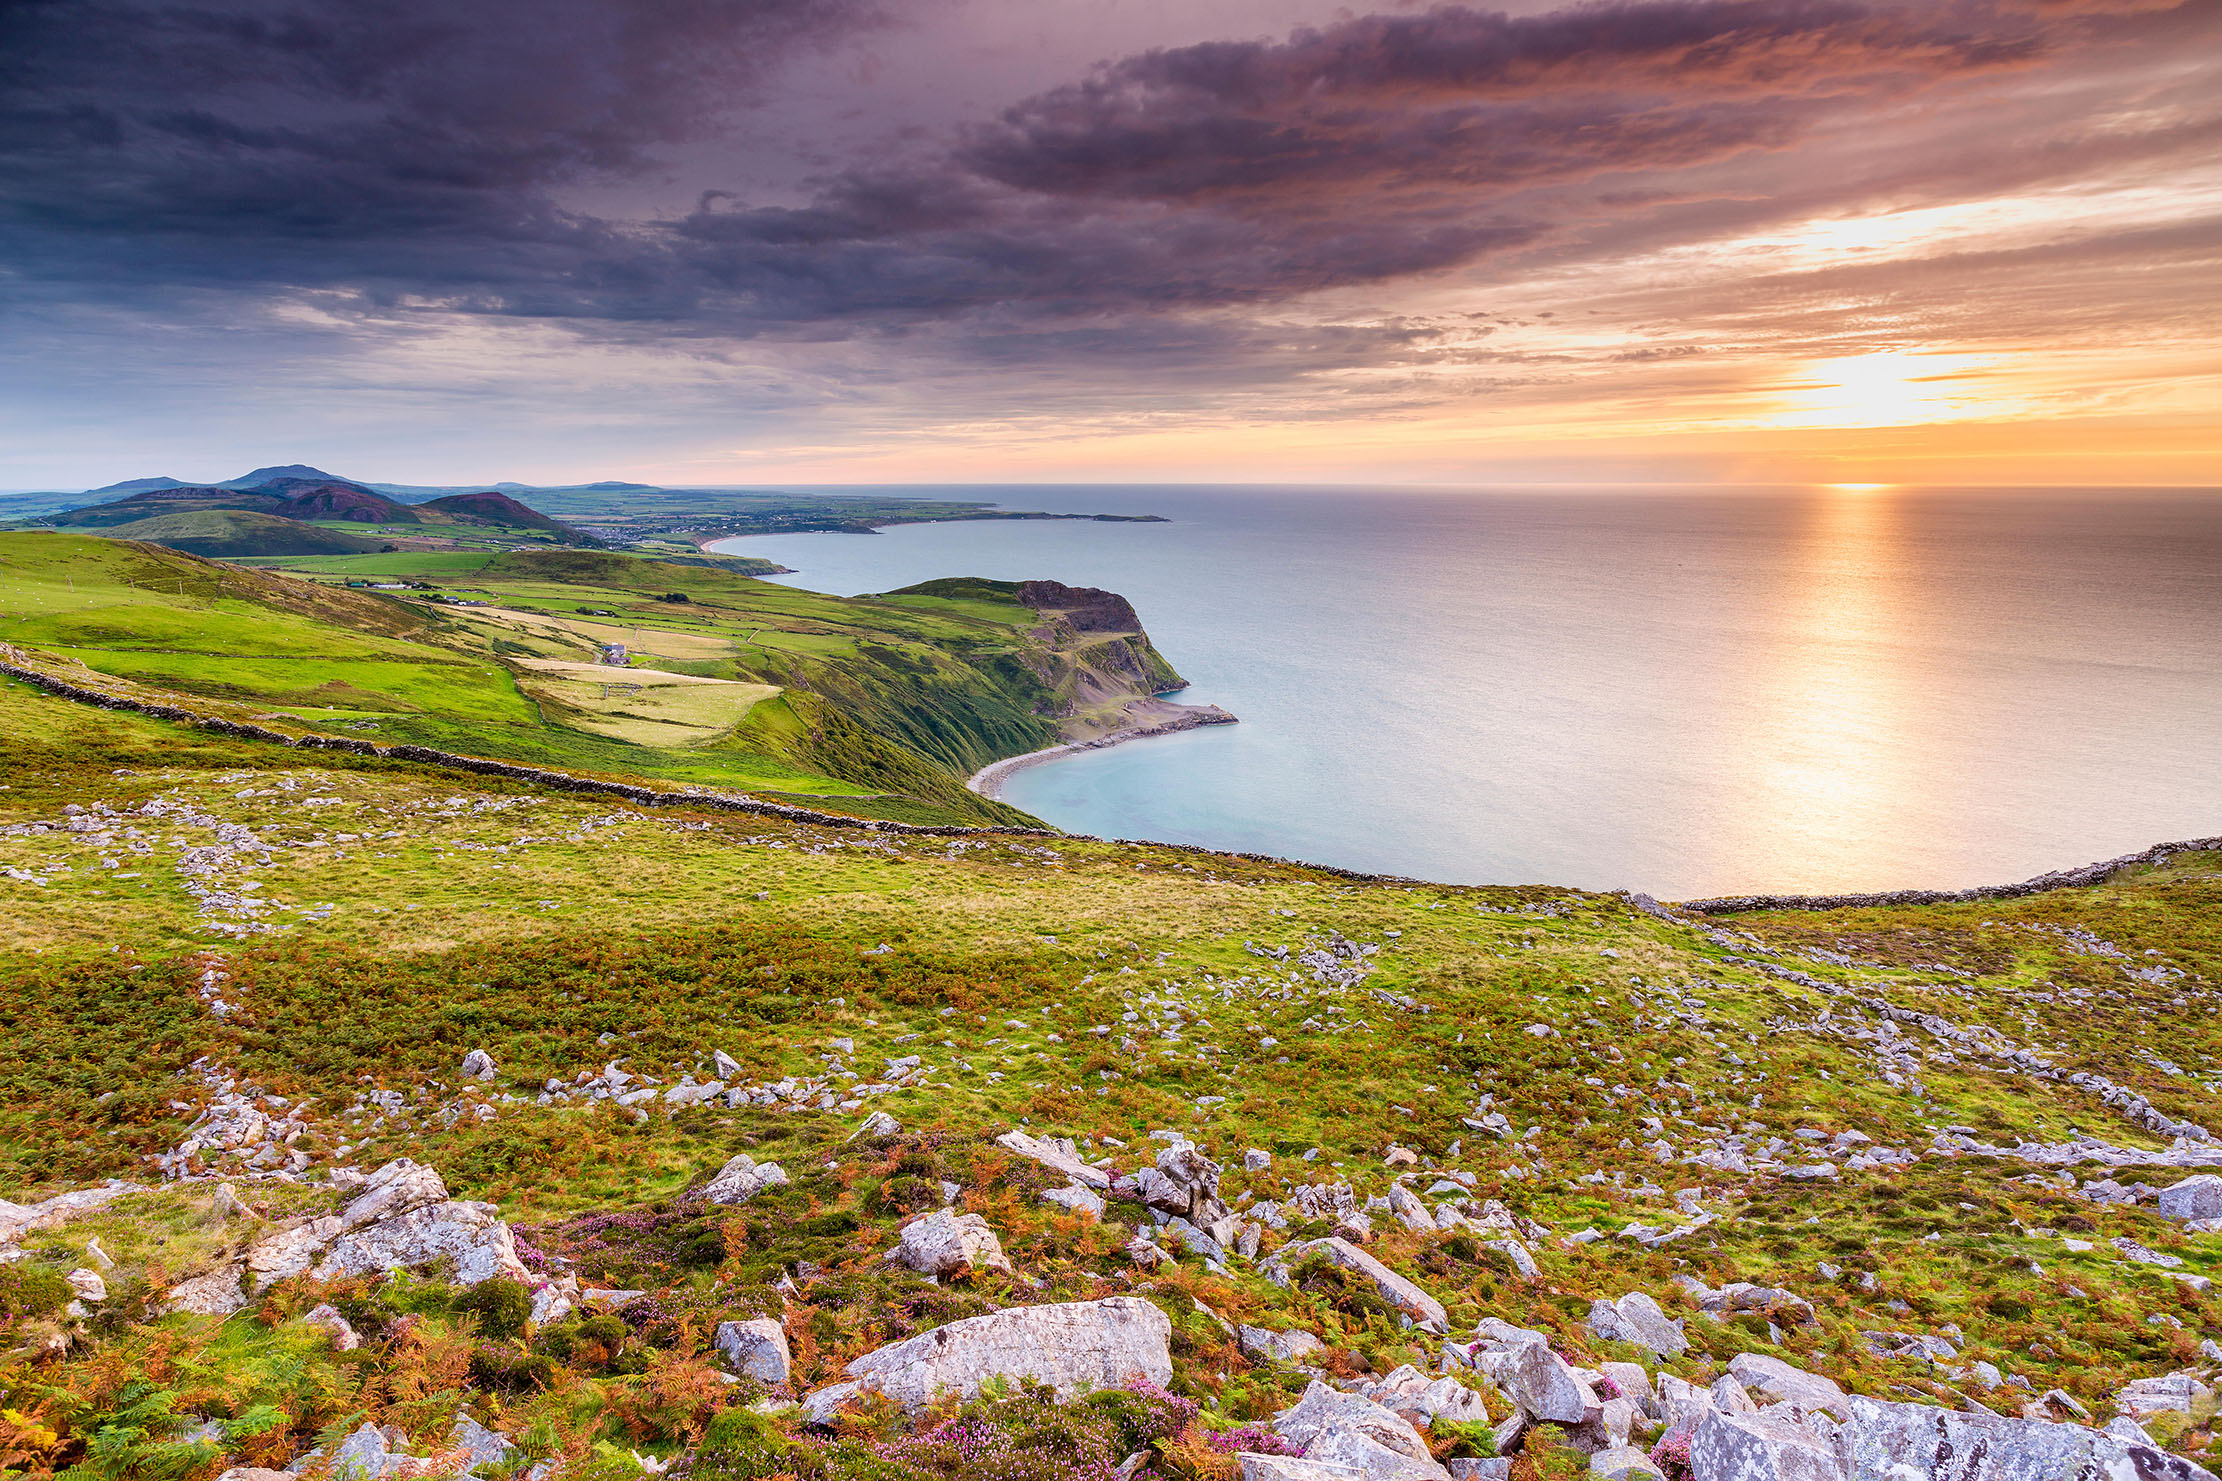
969,703 -> 1236,799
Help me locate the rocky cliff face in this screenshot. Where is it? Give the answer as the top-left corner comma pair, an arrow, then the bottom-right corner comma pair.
1016,580 -> 1146,635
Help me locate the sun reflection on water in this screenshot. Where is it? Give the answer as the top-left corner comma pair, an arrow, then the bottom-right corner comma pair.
1731,488 -> 1922,885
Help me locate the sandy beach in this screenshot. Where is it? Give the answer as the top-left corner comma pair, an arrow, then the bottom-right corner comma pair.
968,703 -> 1235,799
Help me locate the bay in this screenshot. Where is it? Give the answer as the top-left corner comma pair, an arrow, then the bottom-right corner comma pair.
710,485 -> 2222,898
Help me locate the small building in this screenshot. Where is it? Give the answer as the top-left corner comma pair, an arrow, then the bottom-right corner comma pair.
598,643 -> 628,667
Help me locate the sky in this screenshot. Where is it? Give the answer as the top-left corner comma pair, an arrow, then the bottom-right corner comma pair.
2,0 -> 2218,490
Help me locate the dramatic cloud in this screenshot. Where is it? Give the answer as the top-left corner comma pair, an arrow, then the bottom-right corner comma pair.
0,0 -> 2215,485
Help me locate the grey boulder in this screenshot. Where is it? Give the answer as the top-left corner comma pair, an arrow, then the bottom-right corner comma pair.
1266,1238 -> 1447,1327
1240,1457 -> 1366,1481
715,1317 -> 792,1385
1838,1393 -> 2219,1480
1587,1292 -> 1687,1357
804,1296 -> 1171,1416
1690,1406 -> 1844,1481
1272,1379 -> 1450,1481
1239,1324 -> 1327,1365
1727,1354 -> 1849,1420
2159,1175 -> 2222,1222
887,1208 -> 1013,1277
996,1130 -> 1113,1190
702,1153 -> 790,1206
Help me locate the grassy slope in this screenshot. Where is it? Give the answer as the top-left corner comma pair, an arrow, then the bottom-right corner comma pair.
4,669 -> 2222,1475
0,536 -> 1130,825
96,511 -> 385,558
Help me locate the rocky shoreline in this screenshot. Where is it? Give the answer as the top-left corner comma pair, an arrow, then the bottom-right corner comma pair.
968,702 -> 1237,799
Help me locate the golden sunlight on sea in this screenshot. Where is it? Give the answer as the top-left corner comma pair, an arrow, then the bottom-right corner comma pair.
1723,488 -> 1921,882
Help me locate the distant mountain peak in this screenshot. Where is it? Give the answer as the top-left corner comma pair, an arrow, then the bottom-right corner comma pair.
225,463 -> 349,488
85,475 -> 190,495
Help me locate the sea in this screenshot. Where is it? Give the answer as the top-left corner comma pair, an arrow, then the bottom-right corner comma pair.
709,485 -> 2222,899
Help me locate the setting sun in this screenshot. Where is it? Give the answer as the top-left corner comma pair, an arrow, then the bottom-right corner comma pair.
1768,352 -> 2001,430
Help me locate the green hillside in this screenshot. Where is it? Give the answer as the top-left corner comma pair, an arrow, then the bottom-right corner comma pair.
0,533 -> 1205,825
5,535 -> 2222,1481
1,667 -> 2220,1478
97,509 -> 386,557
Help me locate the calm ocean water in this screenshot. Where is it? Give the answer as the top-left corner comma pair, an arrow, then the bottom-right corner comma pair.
711,486 -> 2222,898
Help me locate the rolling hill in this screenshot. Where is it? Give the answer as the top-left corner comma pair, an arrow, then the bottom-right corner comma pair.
417,489 -> 601,543
1,616 -> 2220,1481
0,533 -> 1216,825
44,476 -> 597,552
97,509 -> 388,557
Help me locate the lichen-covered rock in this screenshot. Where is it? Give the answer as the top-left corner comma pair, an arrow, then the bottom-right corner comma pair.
164,1266 -> 247,1317
806,1296 -> 1171,1416
1689,1406 -> 1844,1481
2159,1174 -> 2222,1221
1134,1145 -> 1227,1225
1355,1364 -> 1495,1428
701,1153 -> 790,1206
2116,1372 -> 2213,1420
1266,1237 -> 1447,1327
888,1208 -> 1013,1277
450,1414 -> 518,1474
315,1199 -> 529,1286
246,1218 -> 343,1286
1501,1338 -> 1597,1425
338,1159 -> 449,1231
1239,1324 -> 1327,1364
1588,1446 -> 1664,1480
997,1130 -> 1113,1190
1837,1393 -> 2219,1480
1043,1183 -> 1107,1220
1240,1456 -> 1367,1481
716,1317 -> 792,1385
460,1049 -> 497,1082
0,1180 -> 142,1245
1587,1291 -> 1686,1357
1727,1354 -> 1848,1420
1273,1379 -> 1450,1481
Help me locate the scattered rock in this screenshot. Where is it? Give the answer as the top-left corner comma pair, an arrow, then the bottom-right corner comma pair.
888,1208 -> 1013,1278
304,1303 -> 361,1351
702,1153 -> 790,1206
804,1296 -> 1171,1416
1586,1292 -> 1685,1358
851,1110 -> 900,1140
1272,1378 -> 1449,1481
1238,1324 -> 1326,1365
449,1414 -> 518,1475
1266,1238 -> 1446,1327
1727,1353 -> 1849,1420
1043,1183 -> 1107,1220
1504,1338 -> 1599,1426
164,1267 -> 247,1317
716,1318 -> 793,1385
2159,1174 -> 2222,1221
996,1130 -> 1113,1190
460,1049 -> 497,1082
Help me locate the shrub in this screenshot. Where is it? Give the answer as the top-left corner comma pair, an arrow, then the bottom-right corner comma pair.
454,1277 -> 534,1341
0,1263 -> 73,1324
467,1344 -> 559,1392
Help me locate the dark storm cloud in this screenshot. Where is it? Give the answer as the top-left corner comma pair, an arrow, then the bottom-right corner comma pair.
0,0 -> 2206,336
